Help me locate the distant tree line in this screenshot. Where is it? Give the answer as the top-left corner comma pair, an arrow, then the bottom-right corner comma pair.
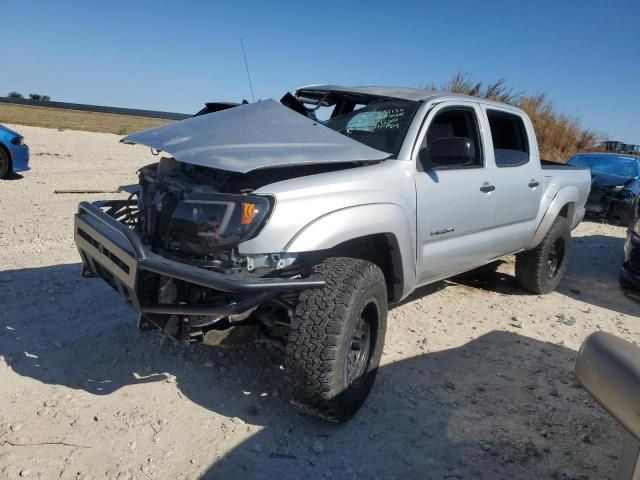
7,91 -> 51,101
429,73 -> 603,162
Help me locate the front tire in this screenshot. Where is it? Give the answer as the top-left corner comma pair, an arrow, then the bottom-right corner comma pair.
285,257 -> 388,422
515,216 -> 571,294
0,149 -> 11,179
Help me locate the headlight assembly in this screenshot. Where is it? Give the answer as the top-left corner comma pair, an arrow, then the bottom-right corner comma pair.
164,194 -> 272,258
10,136 -> 24,146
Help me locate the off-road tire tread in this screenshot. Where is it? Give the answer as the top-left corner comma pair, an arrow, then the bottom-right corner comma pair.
285,257 -> 387,422
515,216 -> 571,294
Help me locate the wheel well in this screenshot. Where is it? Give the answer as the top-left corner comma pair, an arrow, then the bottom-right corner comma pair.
558,203 -> 574,220
320,233 -> 403,302
0,142 -> 12,171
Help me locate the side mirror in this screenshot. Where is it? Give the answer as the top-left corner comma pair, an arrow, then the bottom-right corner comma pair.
419,137 -> 476,169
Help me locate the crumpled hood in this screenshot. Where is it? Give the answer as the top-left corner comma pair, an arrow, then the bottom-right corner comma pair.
121,99 -> 390,173
591,172 -> 635,188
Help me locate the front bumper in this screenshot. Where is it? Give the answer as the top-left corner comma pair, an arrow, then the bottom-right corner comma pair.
585,189 -> 635,225
9,144 -> 29,173
74,200 -> 324,319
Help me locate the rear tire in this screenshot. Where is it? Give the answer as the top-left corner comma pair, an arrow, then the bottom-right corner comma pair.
0,149 -> 10,179
285,257 -> 388,422
515,217 -> 571,294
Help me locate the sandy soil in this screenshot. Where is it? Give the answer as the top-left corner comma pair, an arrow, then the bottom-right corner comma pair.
0,125 -> 638,480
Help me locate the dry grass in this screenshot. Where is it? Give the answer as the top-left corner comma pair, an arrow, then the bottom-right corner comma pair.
0,103 -> 171,135
431,73 -> 604,162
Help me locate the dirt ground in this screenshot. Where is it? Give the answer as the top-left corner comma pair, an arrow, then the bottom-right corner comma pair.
0,125 -> 638,480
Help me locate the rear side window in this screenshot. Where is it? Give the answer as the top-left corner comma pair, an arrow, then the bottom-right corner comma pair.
487,110 -> 530,167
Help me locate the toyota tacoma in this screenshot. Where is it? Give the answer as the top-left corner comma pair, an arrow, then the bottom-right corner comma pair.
74,85 -> 591,421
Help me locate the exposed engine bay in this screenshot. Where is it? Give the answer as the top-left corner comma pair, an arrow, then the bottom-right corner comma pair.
138,158 -> 270,271
136,157 -> 360,269
123,157 -> 360,346
585,172 -> 639,226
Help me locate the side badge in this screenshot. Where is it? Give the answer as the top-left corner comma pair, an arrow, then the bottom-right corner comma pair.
430,227 -> 455,236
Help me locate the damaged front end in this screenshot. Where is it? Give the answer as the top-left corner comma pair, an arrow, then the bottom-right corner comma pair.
74,96 -> 396,345
585,174 -> 639,226
74,159 -> 324,344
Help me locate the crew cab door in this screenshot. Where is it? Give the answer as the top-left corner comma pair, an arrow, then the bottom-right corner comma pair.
414,101 -> 497,284
480,106 -> 543,256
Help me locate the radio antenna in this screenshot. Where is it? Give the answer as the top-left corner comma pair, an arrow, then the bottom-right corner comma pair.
240,38 -> 256,103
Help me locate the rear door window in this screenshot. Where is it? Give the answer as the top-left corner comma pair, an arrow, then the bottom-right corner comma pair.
487,110 -> 530,167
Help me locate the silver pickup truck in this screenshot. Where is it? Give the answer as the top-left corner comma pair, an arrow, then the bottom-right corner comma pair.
74,85 -> 590,422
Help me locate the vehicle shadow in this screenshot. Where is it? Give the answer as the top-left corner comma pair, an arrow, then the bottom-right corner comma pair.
2,172 -> 24,181
392,281 -> 446,308
448,260 -> 530,296
449,234 -> 638,315
204,331 -> 623,480
560,234 -> 637,315
0,264 -> 624,479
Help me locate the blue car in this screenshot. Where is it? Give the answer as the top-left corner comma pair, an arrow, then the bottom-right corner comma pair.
0,124 -> 29,179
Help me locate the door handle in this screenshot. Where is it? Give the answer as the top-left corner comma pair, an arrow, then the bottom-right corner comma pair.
480,183 -> 495,193
528,179 -> 540,188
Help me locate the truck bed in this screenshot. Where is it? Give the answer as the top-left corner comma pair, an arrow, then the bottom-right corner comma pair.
541,159 -> 590,171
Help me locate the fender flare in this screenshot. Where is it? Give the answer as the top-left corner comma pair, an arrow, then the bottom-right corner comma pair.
284,203 -> 416,296
525,186 -> 579,250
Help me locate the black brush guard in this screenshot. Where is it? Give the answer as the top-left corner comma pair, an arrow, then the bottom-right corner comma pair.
74,200 -> 325,319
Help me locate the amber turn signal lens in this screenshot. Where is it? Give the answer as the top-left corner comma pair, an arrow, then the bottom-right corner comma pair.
241,202 -> 257,225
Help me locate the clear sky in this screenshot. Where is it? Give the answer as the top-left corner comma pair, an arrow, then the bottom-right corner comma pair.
3,0 -> 639,143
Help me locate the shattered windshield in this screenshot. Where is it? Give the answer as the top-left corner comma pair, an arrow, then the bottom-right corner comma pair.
321,100 -> 419,156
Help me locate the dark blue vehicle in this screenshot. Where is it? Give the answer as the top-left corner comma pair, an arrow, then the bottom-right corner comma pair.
0,124 -> 29,179
567,152 -> 640,225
